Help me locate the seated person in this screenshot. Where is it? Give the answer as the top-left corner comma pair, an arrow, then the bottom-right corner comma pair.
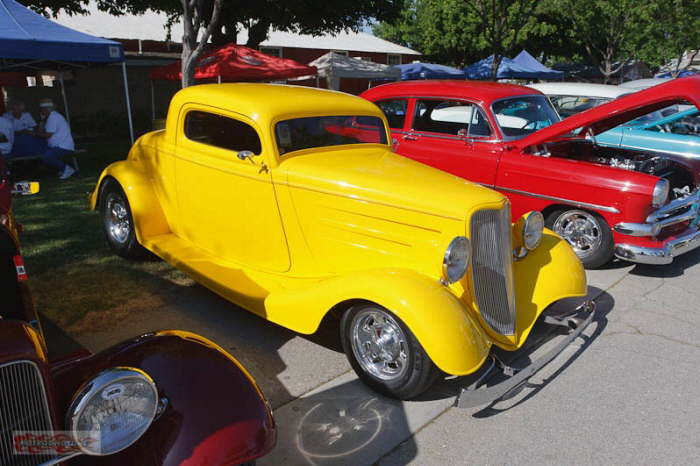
0,116 -> 13,158
34,99 -> 75,180
3,100 -> 46,157
3,100 -> 37,134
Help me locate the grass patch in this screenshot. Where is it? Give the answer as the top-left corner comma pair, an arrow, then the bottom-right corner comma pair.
11,138 -> 192,332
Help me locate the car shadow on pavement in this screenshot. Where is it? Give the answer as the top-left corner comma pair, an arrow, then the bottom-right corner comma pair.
466,286 -> 613,418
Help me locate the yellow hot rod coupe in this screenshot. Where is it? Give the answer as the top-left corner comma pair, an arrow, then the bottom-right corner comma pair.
90,84 -> 594,404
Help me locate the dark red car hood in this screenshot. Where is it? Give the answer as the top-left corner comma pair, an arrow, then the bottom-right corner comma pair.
515,75 -> 700,150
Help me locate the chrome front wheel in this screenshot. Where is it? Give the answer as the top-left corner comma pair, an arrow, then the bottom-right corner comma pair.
547,208 -> 614,268
341,304 -> 439,400
350,309 -> 409,381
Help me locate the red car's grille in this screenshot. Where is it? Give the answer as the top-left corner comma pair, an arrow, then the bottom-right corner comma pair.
0,360 -> 56,466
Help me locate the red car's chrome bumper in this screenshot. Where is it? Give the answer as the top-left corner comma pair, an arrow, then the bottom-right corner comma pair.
615,227 -> 700,264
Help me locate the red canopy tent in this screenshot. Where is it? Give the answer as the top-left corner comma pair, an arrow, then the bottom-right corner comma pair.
149,43 -> 316,81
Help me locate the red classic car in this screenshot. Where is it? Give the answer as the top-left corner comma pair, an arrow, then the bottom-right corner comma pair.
361,77 -> 700,268
0,157 -> 275,465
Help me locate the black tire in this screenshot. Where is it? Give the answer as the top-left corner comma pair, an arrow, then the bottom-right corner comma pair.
340,303 -> 439,400
546,208 -> 614,269
99,178 -> 147,259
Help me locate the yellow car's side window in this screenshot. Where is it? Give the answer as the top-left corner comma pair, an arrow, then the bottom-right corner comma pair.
184,110 -> 262,155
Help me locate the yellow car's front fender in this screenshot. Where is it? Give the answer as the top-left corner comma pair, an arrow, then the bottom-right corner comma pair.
507,228 -> 587,349
90,161 -> 170,242
264,269 -> 492,376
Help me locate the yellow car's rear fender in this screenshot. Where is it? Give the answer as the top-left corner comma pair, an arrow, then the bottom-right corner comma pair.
264,269 -> 492,376
90,161 -> 170,242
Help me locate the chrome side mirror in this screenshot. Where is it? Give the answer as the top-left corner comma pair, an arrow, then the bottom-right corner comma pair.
237,150 -> 256,161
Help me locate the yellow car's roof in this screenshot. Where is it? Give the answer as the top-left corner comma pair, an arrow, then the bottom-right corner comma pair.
169,83 -> 385,124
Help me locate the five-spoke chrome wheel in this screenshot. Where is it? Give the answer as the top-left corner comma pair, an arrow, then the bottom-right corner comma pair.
547,208 -> 614,269
104,193 -> 130,244
350,308 -> 409,381
552,209 -> 602,257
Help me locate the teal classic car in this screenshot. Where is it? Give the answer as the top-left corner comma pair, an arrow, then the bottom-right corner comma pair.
597,107 -> 700,160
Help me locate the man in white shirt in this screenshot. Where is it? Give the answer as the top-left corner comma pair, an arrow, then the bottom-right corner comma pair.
3,101 -> 37,134
0,117 -> 14,157
35,99 -> 75,180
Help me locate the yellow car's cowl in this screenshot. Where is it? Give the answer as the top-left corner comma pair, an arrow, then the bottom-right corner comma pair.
89,83 -> 589,401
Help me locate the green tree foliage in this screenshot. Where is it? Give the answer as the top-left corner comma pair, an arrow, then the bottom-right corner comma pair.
374,0 -> 566,74
23,0 -> 405,48
636,0 -> 700,75
548,0 -> 657,83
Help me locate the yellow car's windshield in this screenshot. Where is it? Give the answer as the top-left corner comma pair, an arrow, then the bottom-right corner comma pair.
275,116 -> 387,155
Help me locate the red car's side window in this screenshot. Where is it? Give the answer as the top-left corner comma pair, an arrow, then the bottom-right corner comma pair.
413,99 -> 493,138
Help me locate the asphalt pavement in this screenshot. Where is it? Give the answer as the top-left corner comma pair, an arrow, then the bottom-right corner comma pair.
73,250 -> 700,465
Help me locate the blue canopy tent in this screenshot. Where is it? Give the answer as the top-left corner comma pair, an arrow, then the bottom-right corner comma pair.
0,0 -> 134,142
655,69 -> 697,78
395,62 -> 466,80
464,55 -> 543,80
512,50 -> 564,79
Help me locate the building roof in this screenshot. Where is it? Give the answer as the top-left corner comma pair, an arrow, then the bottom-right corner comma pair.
53,2 -> 420,56
362,80 -> 542,105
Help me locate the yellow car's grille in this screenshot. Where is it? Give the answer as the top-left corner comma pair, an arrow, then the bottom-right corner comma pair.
470,206 -> 517,335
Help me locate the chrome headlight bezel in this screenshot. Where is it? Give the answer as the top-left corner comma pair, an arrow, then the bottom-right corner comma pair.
521,211 -> 545,251
442,236 -> 471,284
652,179 -> 670,208
67,367 -> 158,456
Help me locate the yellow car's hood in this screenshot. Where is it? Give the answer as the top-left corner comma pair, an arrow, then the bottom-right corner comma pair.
278,146 -> 505,221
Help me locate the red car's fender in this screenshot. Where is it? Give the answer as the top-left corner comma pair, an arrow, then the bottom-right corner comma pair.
496,147 -> 658,228
51,331 -> 276,466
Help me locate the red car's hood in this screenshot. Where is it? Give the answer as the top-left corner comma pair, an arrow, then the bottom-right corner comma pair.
515,75 -> 700,150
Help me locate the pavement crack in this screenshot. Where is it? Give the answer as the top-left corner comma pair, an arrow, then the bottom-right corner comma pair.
604,323 -> 700,349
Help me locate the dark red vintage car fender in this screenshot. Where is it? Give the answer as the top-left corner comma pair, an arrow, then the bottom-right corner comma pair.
51,330 -> 276,465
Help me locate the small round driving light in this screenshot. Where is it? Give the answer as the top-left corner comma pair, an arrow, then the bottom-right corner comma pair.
67,367 -> 158,456
442,236 -> 471,284
652,179 -> 669,207
522,211 -> 545,250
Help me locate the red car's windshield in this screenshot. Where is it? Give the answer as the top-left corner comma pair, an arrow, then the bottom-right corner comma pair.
275,116 -> 387,155
491,95 -> 560,140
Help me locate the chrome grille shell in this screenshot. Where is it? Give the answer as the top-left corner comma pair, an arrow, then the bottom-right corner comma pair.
470,206 -> 517,335
0,360 -> 56,466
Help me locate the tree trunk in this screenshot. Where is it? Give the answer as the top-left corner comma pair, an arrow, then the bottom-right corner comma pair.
490,54 -> 501,80
246,19 -> 271,49
180,0 -> 223,88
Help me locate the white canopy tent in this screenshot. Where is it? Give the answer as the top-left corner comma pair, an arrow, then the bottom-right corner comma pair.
309,52 -> 401,90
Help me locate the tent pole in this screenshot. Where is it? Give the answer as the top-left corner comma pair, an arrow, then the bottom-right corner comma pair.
150,80 -> 155,122
59,71 -> 70,124
122,62 -> 135,144
217,75 -> 221,84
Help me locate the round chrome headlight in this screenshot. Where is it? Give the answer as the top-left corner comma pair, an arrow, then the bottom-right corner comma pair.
442,236 -> 471,284
652,179 -> 669,207
522,211 -> 545,250
67,367 -> 158,456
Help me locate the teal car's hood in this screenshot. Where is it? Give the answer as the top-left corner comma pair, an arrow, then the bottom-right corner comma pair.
598,107 -> 700,156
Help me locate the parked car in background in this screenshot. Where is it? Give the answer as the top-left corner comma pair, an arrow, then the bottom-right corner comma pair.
619,78 -> 672,92
597,107 -> 700,161
362,77 -> 700,268
528,82 -> 631,118
90,83 -> 594,404
1,159 -> 276,466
